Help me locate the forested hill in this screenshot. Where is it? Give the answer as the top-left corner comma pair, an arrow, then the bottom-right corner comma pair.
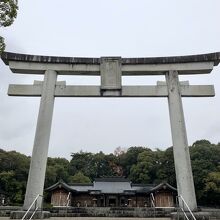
0,139 -> 219,206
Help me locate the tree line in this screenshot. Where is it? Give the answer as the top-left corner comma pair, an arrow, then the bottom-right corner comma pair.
0,139 -> 219,206
0,0 -> 18,53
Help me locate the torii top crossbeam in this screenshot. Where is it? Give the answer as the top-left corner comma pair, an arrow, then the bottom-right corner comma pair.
1,51 -> 220,75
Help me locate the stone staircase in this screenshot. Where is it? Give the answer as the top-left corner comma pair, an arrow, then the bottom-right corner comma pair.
49,207 -> 176,218
49,207 -> 220,219
50,207 -> 90,217
1,206 -> 220,219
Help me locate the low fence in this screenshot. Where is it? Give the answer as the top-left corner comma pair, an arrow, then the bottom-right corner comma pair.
0,206 -> 22,217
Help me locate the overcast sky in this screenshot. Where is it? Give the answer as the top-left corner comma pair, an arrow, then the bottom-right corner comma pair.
1,0 -> 220,160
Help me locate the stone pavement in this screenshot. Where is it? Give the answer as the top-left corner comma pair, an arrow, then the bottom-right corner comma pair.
0,217 -> 171,220
50,218 -> 171,220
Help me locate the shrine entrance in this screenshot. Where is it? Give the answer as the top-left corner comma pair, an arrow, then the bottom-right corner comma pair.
1,51 -> 220,211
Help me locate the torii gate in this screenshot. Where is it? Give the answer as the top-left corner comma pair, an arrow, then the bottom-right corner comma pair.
1,52 -> 220,211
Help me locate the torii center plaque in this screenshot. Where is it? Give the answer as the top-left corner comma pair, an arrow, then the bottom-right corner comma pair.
1,52 -> 220,211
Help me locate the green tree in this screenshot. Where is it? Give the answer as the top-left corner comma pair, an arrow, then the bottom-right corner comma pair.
45,157 -> 70,187
0,149 -> 30,204
69,151 -> 96,179
0,168 -> 26,204
69,151 -> 120,180
129,149 -> 155,183
93,152 -> 117,177
1,140 -> 220,207
204,171 -> 220,206
190,140 -> 220,204
119,146 -> 146,177
0,0 -> 18,53
147,149 -> 165,184
155,147 -> 176,186
69,171 -> 91,183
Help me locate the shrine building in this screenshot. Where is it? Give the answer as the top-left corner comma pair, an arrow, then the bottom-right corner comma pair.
46,177 -> 177,208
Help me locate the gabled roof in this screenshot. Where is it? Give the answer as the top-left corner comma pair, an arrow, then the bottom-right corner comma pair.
146,182 -> 177,194
45,180 -> 76,192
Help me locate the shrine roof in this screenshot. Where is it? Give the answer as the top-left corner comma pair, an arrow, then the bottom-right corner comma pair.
45,179 -> 77,192
45,179 -> 175,195
146,182 -> 177,194
1,51 -> 220,65
94,177 -> 130,182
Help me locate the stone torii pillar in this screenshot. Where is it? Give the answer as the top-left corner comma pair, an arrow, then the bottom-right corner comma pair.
23,70 -> 57,209
166,71 -> 197,210
1,52 -> 220,212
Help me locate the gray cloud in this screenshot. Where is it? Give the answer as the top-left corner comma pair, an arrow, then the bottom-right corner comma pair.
0,0 -> 220,159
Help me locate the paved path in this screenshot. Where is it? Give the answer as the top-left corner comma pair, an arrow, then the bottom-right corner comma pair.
51,218 -> 170,220
0,217 -> 218,220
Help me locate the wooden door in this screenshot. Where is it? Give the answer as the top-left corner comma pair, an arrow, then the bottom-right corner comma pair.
51,190 -> 69,206
155,192 -> 174,207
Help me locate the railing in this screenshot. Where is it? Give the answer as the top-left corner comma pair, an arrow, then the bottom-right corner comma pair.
66,192 -> 71,207
150,193 -> 155,208
65,192 -> 71,216
58,191 -> 71,207
22,194 -> 43,220
150,193 -> 156,218
177,195 -> 196,220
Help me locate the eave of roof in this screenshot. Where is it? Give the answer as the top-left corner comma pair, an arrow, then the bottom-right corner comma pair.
1,51 -> 220,65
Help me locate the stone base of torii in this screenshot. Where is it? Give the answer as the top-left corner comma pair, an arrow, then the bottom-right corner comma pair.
1,52 -> 220,216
